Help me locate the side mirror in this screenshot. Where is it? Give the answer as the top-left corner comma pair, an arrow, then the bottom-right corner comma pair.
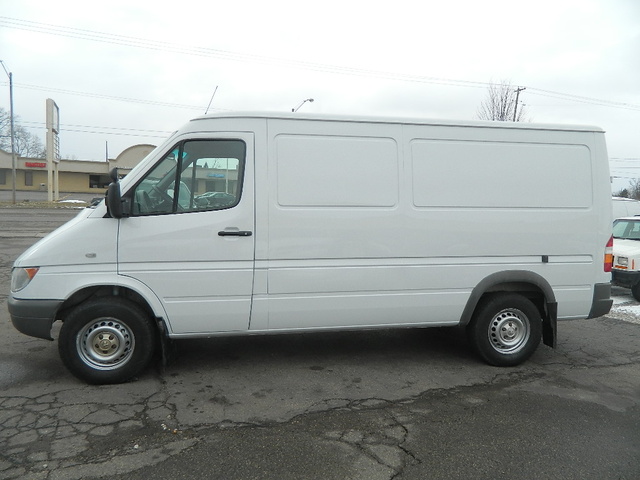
106,168 -> 123,219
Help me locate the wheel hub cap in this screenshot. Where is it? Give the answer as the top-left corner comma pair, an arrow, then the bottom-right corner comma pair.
489,309 -> 530,353
77,318 -> 135,371
96,333 -> 118,354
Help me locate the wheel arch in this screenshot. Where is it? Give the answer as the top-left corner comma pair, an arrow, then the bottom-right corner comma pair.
56,281 -> 166,329
460,270 -> 558,348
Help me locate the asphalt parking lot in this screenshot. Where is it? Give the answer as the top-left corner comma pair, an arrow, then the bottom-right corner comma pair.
1,205 -> 639,480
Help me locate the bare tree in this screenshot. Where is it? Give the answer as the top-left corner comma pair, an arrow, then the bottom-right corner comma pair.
0,107 -> 46,158
0,106 -> 10,144
624,179 -> 640,200
14,124 -> 46,158
614,187 -> 630,198
476,80 -> 528,122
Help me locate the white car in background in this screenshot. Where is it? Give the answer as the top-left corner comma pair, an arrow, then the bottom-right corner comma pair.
612,216 -> 640,300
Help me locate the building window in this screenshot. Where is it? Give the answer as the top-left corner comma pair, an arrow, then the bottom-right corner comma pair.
0,169 -> 6,185
25,171 -> 33,187
90,175 -> 111,188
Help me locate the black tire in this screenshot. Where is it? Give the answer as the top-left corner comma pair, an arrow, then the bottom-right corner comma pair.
58,298 -> 157,384
467,294 -> 542,367
631,283 -> 640,302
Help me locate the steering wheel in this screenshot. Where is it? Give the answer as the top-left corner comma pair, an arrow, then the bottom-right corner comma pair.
151,185 -> 173,203
135,190 -> 154,213
141,191 -> 153,211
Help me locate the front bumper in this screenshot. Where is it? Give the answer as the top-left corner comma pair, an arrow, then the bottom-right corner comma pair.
7,296 -> 63,340
611,269 -> 640,289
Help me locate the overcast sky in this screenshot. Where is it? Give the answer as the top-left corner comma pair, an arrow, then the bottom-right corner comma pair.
1,0 -> 639,190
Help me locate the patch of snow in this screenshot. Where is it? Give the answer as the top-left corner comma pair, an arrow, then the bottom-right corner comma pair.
609,294 -> 640,325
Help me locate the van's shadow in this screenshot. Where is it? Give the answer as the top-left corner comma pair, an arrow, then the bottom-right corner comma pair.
163,326 -> 474,374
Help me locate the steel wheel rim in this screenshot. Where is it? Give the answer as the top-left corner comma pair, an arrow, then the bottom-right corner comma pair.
77,317 -> 135,371
488,308 -> 530,353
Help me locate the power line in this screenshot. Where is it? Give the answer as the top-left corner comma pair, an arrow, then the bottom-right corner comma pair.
21,120 -> 173,139
2,16 -> 639,113
6,14 -> 638,112
526,88 -> 640,112
0,16 -> 489,88
15,83 -> 207,110
2,14 -> 639,150
61,127 -> 170,138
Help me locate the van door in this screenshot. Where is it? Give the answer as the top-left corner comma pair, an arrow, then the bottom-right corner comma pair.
117,135 -> 255,334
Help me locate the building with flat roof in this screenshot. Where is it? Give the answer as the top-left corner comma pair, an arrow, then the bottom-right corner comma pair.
0,144 -> 155,194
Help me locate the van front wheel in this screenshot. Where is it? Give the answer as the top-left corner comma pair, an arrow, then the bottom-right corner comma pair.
59,298 -> 156,384
467,294 -> 542,367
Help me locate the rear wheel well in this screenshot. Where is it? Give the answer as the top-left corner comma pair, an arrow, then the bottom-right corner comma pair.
481,282 -> 547,319
463,279 -> 557,350
461,273 -> 555,328
466,292 -> 543,366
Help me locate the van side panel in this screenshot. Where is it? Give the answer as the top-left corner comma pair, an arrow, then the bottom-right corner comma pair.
275,135 -> 399,208
406,127 -> 605,321
411,141 -> 592,208
261,119 -> 609,331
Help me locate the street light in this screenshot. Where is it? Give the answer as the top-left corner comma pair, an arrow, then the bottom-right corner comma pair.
292,98 -> 314,112
0,60 -> 16,204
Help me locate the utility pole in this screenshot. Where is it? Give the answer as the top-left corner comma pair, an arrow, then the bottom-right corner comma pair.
1,60 -> 16,204
513,87 -> 526,122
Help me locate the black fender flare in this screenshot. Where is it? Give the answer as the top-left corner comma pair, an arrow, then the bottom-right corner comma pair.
460,270 -> 557,348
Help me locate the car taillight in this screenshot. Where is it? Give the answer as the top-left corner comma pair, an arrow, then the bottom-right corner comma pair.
604,235 -> 613,272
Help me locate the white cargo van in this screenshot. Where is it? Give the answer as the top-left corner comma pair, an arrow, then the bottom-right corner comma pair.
612,197 -> 640,219
8,112 -> 614,384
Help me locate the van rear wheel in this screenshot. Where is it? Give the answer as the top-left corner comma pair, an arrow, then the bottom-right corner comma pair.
467,294 -> 542,367
59,298 -> 156,384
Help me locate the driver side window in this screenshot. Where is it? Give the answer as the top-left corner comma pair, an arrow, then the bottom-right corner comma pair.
131,139 -> 245,216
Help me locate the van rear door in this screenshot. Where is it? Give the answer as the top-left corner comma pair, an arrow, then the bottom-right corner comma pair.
117,134 -> 255,334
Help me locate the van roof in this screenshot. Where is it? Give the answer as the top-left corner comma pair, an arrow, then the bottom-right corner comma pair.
189,111 -> 605,133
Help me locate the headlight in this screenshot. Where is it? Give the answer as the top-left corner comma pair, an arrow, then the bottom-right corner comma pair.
617,257 -> 628,267
11,267 -> 40,292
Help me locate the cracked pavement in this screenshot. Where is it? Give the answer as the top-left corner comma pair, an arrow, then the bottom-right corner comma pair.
1,207 -> 639,479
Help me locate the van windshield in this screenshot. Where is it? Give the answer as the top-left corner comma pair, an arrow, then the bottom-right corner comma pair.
613,219 -> 640,240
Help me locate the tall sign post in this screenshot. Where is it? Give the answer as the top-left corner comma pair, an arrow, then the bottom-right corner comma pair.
46,99 -> 60,201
